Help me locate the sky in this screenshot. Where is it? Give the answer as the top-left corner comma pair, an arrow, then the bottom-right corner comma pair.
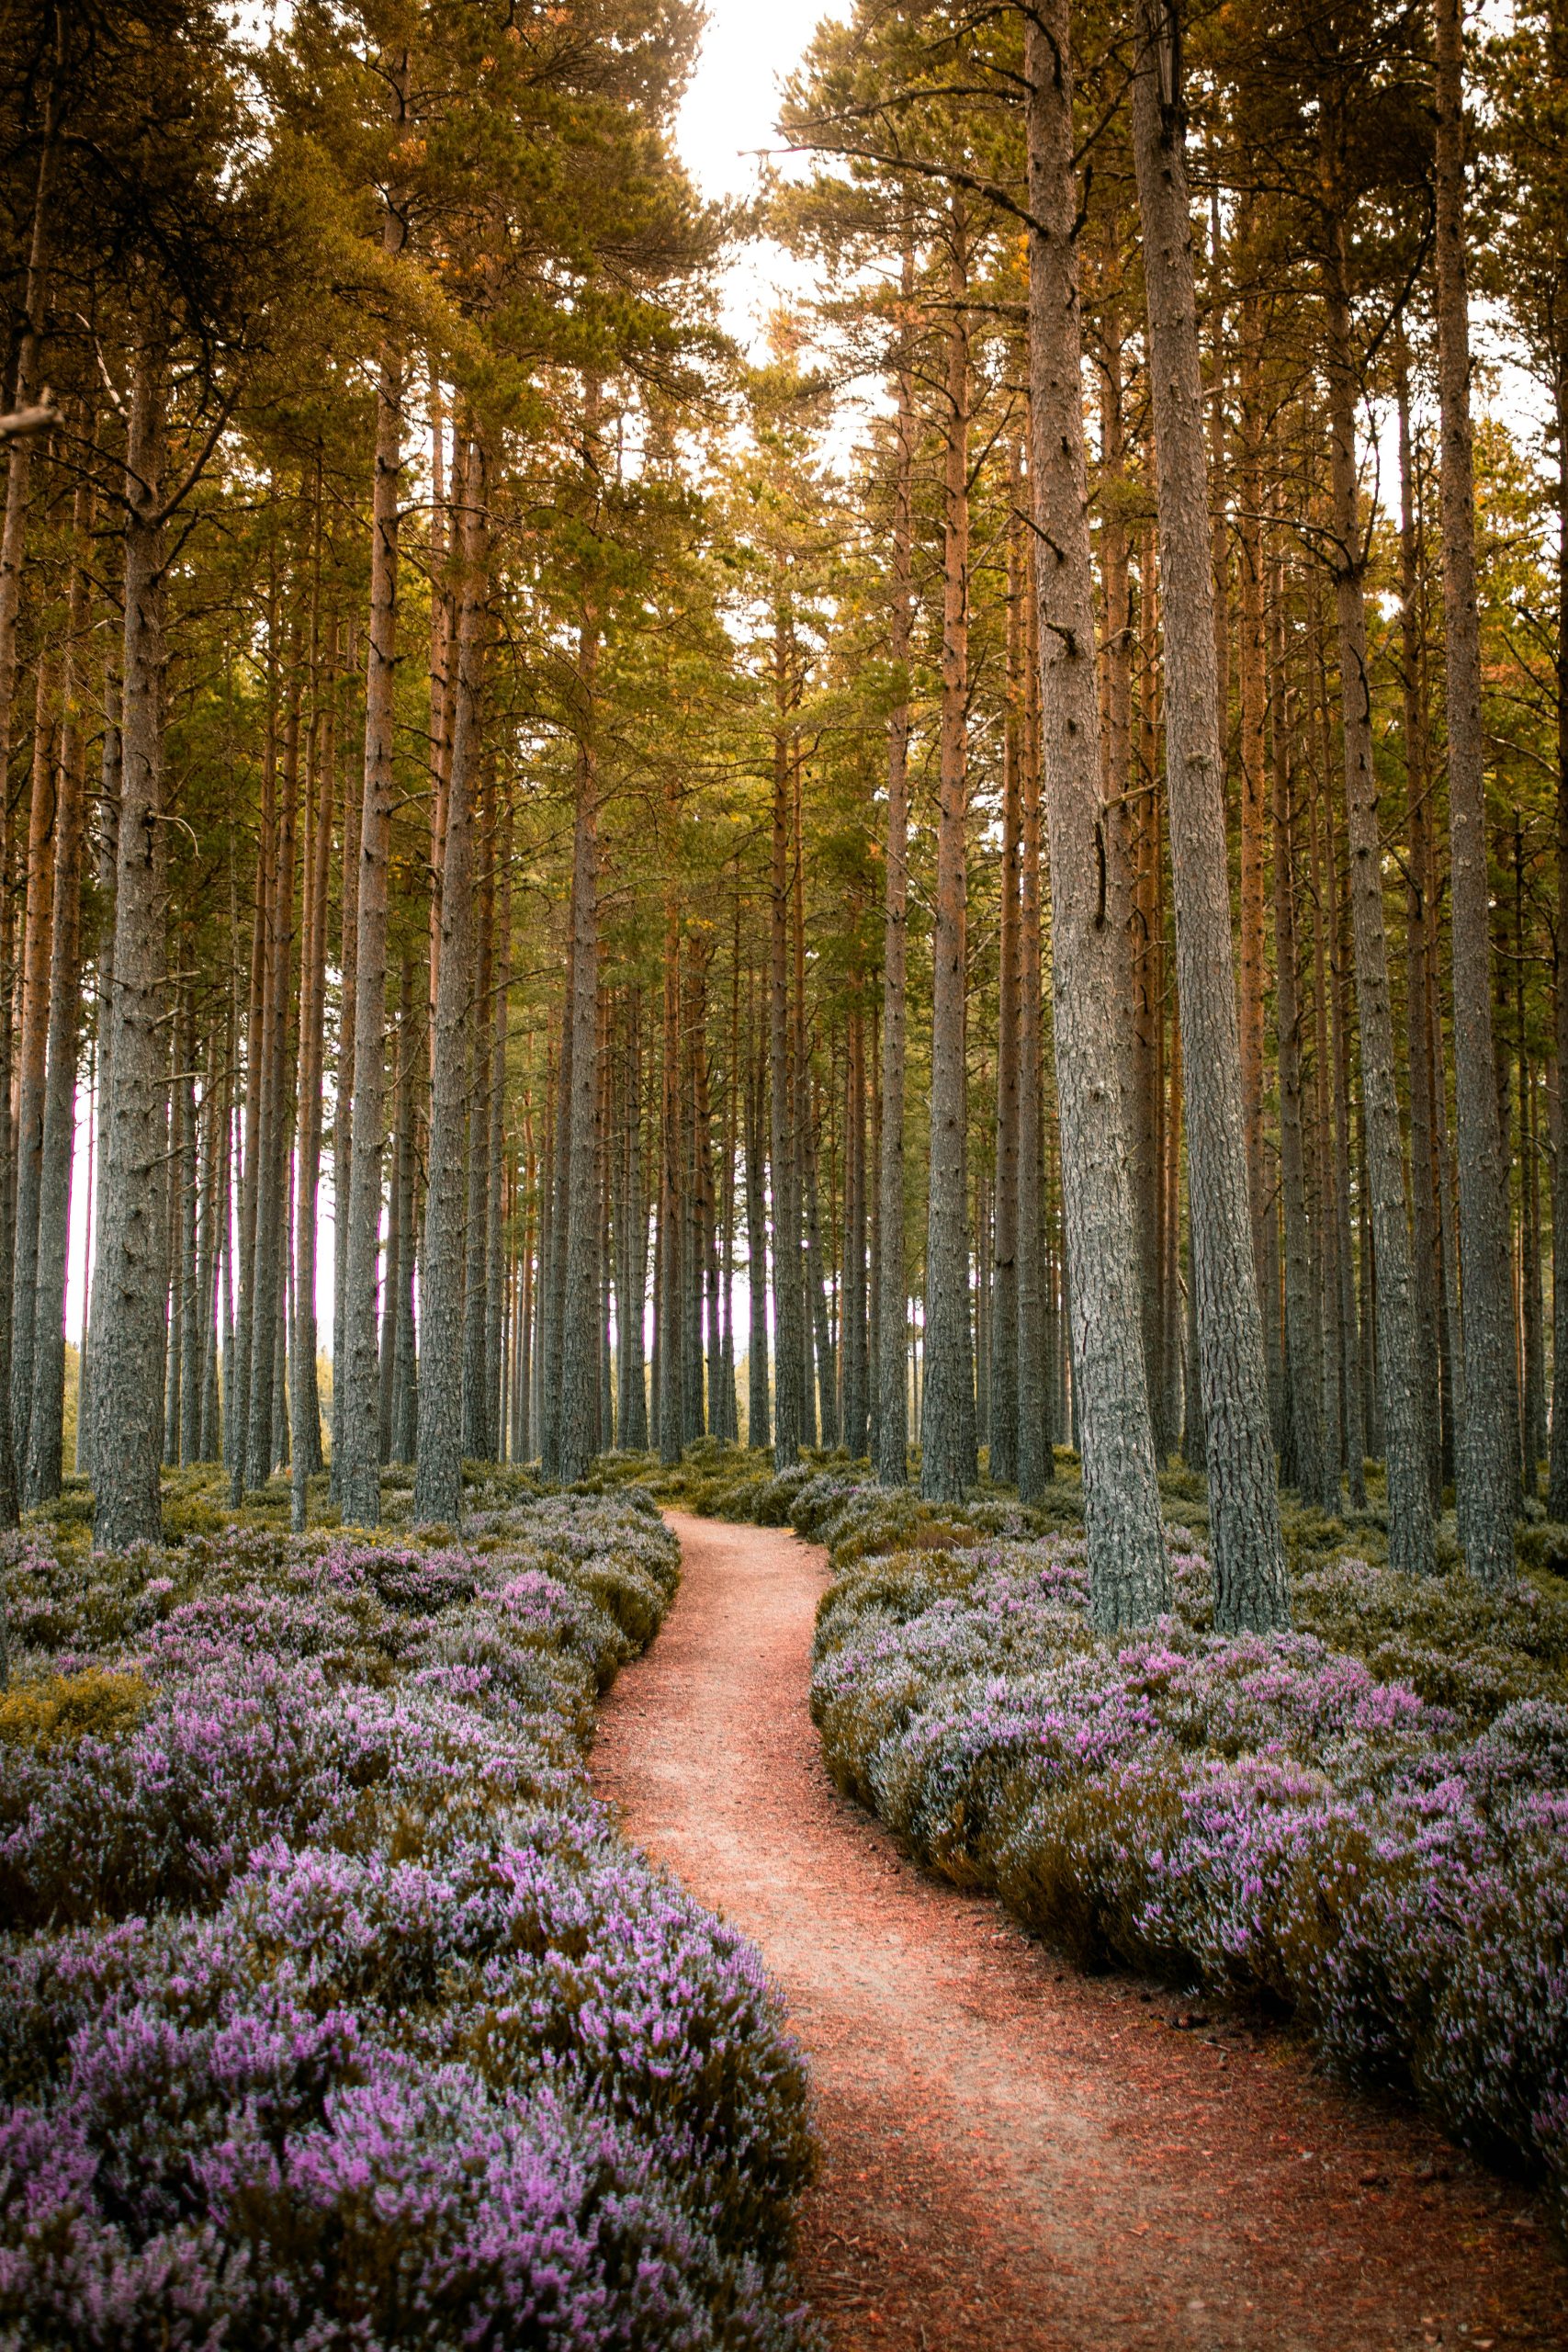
674,0 -> 836,352
677,0 -> 827,202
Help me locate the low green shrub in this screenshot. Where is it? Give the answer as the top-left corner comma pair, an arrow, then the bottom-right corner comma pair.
0,1668 -> 151,1754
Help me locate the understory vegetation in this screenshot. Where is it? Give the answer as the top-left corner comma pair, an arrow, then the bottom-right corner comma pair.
608,1442 -> 1568,2229
0,1481 -> 818,2351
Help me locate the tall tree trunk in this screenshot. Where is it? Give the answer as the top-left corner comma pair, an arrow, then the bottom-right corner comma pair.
746,1013 -> 771,1452
876,248 -> 915,1487
247,647 -> 299,1487
414,435 -> 485,1525
229,638 -> 273,1498
1305,740 -> 1344,1499
92,351 -> 170,1551
806,1079 -> 839,1446
1397,352 -> 1446,1510
1027,6 -> 1168,1625
0,124 -> 54,1554
485,806 -> 512,1459
559,597 -> 603,1483
1549,357 -> 1568,1519
197,1020 -> 227,1462
338,159 -> 407,1530
1436,0 -> 1517,1584
921,207 -> 976,1504
292,628 -> 333,1498
78,659 -> 120,1486
330,628 -> 362,1496
621,987 -> 650,1450
427,369 -> 453,1067
1100,307 -> 1162,1449
462,786 -> 494,1456
717,908 -> 742,1444
990,444 -> 1023,1487
790,766 -> 817,1449
598,1026 -> 614,1452
378,999 -> 405,1466
164,987 -> 191,1467
12,651 -> 56,1475
1132,0 -> 1288,1628
1237,266 -> 1269,1312
694,949 -> 726,1442
25,475 -> 89,1506
1017,510 -> 1055,1497
176,1000 -> 200,1468
843,984 -> 868,1458
1318,198 -> 1432,1569
1272,652 -> 1326,1503
390,965 -> 419,1464
517,1105 -> 536,1463
1325,767 -> 1368,1503
770,621 -> 805,1469
658,878 -> 684,1464
1517,823 -> 1545,1487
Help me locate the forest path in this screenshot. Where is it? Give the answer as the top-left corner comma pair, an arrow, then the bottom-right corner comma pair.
591,1512 -> 1563,2352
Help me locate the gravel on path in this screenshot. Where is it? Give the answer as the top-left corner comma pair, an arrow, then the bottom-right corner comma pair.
590,1510 -> 1565,2352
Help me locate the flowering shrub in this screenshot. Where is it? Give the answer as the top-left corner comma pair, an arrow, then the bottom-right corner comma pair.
806,1525 -> 1568,2229
0,1488 -> 816,2350
618,1443 -> 1568,2226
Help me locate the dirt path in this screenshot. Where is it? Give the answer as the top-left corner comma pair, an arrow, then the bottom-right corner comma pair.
591,1512 -> 1564,2352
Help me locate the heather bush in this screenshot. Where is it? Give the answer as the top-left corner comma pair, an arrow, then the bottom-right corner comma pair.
618,1443 -> 1568,2225
0,1488 -> 817,2350
805,1525 -> 1568,2225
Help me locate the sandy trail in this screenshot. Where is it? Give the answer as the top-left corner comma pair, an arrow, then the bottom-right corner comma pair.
591,1510 -> 1564,2352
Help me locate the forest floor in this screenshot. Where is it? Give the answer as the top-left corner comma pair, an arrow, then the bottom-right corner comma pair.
591,1511 -> 1568,2352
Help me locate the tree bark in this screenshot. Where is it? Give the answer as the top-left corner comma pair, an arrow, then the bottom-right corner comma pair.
458,787 -> 492,1455
1303,734 -> 1343,1499
291,628 -> 333,1512
78,658 -> 120,1487
1549,356 -> 1568,1519
770,614 -> 806,1469
1238,270 -> 1269,1312
1131,0 -> 1288,1628
1318,205 -> 1432,1569
620,986 -> 650,1450
876,250 -> 915,1487
246,642 -> 299,1487
11,650 -> 57,1476
1326,763 -> 1369,1503
338,163 -> 406,1530
745,1009 -> 771,1452
92,351 -> 171,1550
1397,353 -> 1446,1510
1027,6 -> 1168,1626
330,625 -> 361,1495
658,876 -> 684,1464
989,442 -> 1023,1486
921,208 -> 977,1504
485,804 -> 512,1460
25,473 -> 89,1506
1272,639 -> 1326,1504
389,963 -> 419,1464
1017,508 -> 1055,1498
1436,0 -> 1517,1583
414,435 -> 485,1524
844,984 -> 869,1458
559,591 -> 603,1482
